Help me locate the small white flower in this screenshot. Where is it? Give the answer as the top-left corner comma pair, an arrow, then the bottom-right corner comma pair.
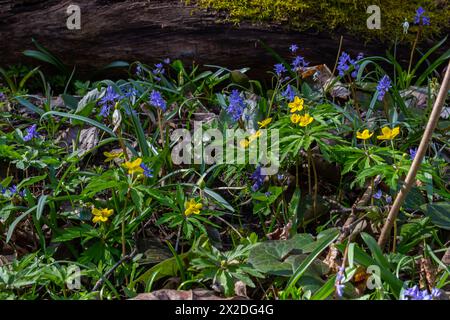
112,105 -> 122,133
402,18 -> 409,34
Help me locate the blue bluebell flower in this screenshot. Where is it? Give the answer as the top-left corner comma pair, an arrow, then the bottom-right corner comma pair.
351,53 -> 364,78
99,86 -> 120,117
373,189 -> 383,200
227,89 -> 246,122
289,44 -> 298,53
163,58 -> 171,64
23,124 -> 39,142
149,90 -> 167,112
292,55 -> 309,72
337,52 -> 362,78
152,63 -> 165,81
282,84 -> 296,102
414,7 -> 430,26
274,63 -> 287,77
140,163 -> 154,178
264,191 -> 272,197
402,285 -> 441,300
335,266 -> 345,298
376,75 -> 392,101
122,85 -> 138,99
0,184 -> 6,195
9,185 -> 17,194
337,52 -> 351,77
0,92 -> 5,101
409,147 -> 417,160
385,195 -> 392,204
250,166 -> 265,192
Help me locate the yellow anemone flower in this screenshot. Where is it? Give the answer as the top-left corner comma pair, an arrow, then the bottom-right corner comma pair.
103,150 -> 124,162
258,118 -> 272,128
92,208 -> 114,223
377,126 -> 400,140
123,158 -> 144,175
290,113 -> 301,124
298,114 -> 314,127
184,199 -> 202,216
288,96 -> 304,113
356,129 -> 373,140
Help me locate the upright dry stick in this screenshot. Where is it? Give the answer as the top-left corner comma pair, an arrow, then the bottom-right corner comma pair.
378,61 -> 450,249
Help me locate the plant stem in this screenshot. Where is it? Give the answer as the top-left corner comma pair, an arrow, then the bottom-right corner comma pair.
407,28 -> 421,81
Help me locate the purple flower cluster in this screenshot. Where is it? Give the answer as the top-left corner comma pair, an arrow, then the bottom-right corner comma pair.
372,189 -> 392,203
414,7 -> 430,26
376,75 -> 392,101
274,63 -> 287,77
402,286 -> 441,300
335,266 -> 345,298
135,65 -> 144,77
23,124 -> 39,142
282,84 -> 296,102
99,86 -> 120,117
337,52 -> 363,78
152,63 -> 165,81
0,184 -> 25,197
291,55 -> 309,72
149,90 -> 167,112
227,89 -> 246,122
250,166 -> 265,192
140,163 -> 154,178
122,85 -> 138,99
0,92 -> 5,101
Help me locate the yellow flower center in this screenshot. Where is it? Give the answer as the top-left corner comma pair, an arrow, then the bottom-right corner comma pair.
184,199 -> 202,216
290,113 -> 301,124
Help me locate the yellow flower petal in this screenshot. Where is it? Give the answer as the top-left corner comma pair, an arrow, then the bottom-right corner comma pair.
298,114 -> 314,127
288,96 -> 304,113
258,118 -> 272,128
356,129 -> 373,140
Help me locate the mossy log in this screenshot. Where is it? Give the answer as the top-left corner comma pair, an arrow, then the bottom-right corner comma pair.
0,0 -> 446,78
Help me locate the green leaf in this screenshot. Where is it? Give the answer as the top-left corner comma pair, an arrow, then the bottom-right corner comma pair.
203,187 -> 235,212
41,111 -> 115,136
249,233 -> 318,276
15,96 -> 44,115
6,206 -> 36,243
420,202 -> 450,230
286,228 -> 339,290
36,195 -> 48,220
361,233 -> 391,271
17,174 -> 47,190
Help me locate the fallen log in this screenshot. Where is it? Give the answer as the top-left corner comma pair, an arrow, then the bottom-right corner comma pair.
0,0 -> 405,79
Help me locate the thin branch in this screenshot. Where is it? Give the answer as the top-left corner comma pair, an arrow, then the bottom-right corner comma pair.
378,61 -> 450,249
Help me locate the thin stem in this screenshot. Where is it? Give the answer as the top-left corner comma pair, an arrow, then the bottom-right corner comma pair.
378,61 -> 450,249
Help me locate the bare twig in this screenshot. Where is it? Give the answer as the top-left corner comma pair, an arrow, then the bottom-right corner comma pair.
378,61 -> 450,249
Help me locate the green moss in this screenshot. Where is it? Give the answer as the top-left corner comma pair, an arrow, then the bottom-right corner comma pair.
189,0 -> 450,43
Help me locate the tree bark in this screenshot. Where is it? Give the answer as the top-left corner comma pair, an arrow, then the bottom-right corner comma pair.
0,0 -> 413,78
